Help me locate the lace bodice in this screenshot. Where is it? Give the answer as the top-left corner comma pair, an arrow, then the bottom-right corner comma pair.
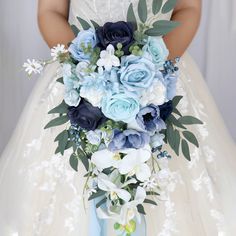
69,0 -> 173,28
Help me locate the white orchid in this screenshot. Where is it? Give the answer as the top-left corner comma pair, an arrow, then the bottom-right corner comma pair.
97,170 -> 136,202
117,146 -> 152,182
91,149 -> 121,171
51,44 -> 68,61
97,44 -> 120,71
97,186 -> 146,225
23,59 -> 44,76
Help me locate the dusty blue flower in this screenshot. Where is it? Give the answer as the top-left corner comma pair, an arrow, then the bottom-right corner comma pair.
159,101 -> 173,121
69,28 -> 97,61
150,133 -> 165,149
119,55 -> 155,92
136,104 -> 166,134
143,37 -> 169,68
164,74 -> 178,100
64,89 -> 81,107
108,129 -> 150,151
102,93 -> 140,123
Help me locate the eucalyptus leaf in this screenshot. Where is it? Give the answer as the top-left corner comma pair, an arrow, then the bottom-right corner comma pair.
149,20 -> 180,36
182,131 -> 199,148
172,96 -> 183,108
152,0 -> 163,14
168,114 -> 186,129
96,198 -> 106,208
172,108 -> 182,117
137,204 -> 146,215
70,153 -> 79,171
44,115 -> 69,129
88,190 -> 106,201
181,139 -> 191,161
167,124 -> 175,150
138,0 -> 148,23
77,17 -> 91,30
56,77 -> 64,84
144,199 -> 158,205
173,129 -> 180,155
161,0 -> 177,14
90,20 -> 100,29
48,100 -> 68,114
178,116 -> 203,125
71,24 -> 80,36
77,148 -> 90,171
127,3 -> 137,30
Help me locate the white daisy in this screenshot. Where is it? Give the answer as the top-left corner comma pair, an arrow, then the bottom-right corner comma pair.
51,44 -> 68,61
23,59 -> 43,76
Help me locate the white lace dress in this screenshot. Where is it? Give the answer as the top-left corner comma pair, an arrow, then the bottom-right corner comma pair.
0,0 -> 236,235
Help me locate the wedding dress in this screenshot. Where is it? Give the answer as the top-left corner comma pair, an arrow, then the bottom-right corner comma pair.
0,0 -> 236,235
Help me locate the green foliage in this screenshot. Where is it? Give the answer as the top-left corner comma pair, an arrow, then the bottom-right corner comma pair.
48,100 -> 68,114
70,153 -> 79,171
172,95 -> 183,108
181,139 -> 191,161
77,17 -> 91,30
115,43 -> 125,57
144,199 -> 158,205
71,24 -> 80,36
88,190 -> 106,201
127,3 -> 138,30
182,131 -> 199,148
161,0 -> 177,14
138,0 -> 148,23
137,204 -> 146,215
152,0 -> 163,14
56,77 -> 64,84
77,148 -> 90,171
44,115 -> 69,129
178,116 -> 204,125
54,130 -> 69,155
96,198 -> 106,208
90,20 -> 100,29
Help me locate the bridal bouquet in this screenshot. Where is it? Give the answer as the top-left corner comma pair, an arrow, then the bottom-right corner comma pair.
24,0 -> 203,235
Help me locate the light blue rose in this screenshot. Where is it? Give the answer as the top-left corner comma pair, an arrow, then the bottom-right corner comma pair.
143,37 -> 169,68
64,89 -> 81,107
63,63 -> 80,91
102,93 -> 140,123
86,130 -> 102,145
119,55 -> 155,92
150,133 -> 165,149
164,74 -> 178,100
68,28 -> 97,61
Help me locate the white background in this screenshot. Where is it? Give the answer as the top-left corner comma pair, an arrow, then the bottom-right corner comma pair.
0,0 -> 236,154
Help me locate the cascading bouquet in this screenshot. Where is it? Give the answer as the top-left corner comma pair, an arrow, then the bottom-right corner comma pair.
23,0 -> 203,235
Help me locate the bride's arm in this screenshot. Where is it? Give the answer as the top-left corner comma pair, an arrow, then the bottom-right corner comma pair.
163,0 -> 201,59
38,0 -> 75,48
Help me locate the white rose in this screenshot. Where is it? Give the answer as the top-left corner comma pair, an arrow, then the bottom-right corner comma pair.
80,87 -> 104,108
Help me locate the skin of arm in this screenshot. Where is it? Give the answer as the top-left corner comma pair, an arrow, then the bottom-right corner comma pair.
164,0 -> 202,59
38,0 -> 74,48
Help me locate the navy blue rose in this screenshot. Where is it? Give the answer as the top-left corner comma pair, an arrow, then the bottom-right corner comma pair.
136,104 -> 166,134
108,129 -> 150,151
159,101 -> 173,121
67,99 -> 107,131
96,21 -> 135,54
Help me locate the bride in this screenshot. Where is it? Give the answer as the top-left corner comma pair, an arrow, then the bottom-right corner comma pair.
0,0 -> 236,235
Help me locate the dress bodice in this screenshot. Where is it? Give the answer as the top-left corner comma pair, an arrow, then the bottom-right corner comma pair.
69,0 -> 173,28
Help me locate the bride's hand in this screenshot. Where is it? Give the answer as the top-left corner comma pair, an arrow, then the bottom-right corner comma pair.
164,0 -> 201,59
38,0 -> 75,48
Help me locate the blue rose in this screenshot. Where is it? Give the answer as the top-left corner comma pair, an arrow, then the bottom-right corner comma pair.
67,99 -> 107,131
68,28 -> 97,61
143,37 -> 169,68
102,93 -> 140,123
136,104 -> 166,134
119,55 -> 155,92
64,89 -> 81,107
108,129 -> 150,151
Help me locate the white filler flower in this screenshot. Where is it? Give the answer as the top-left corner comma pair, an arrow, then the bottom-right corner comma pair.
51,44 -> 68,61
97,44 -> 120,71
23,59 -> 43,76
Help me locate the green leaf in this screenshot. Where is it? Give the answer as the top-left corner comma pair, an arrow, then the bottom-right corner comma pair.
161,0 -> 177,14
44,115 -> 69,129
182,131 -> 199,148
172,108 -> 182,117
146,191 -> 160,196
152,0 -> 163,14
168,114 -> 186,129
178,116 -> 203,125
138,0 -> 148,23
77,17 -> 91,30
70,153 -> 79,171
167,125 -> 180,155
88,190 -> 106,201
55,130 -> 69,155
96,198 -> 106,208
181,139 -> 191,161
173,129 -> 180,155
56,77 -> 64,84
77,148 -> 89,171
48,100 -> 68,114
65,141 -> 74,150
172,96 -> 183,108
71,24 -> 80,36
145,20 -> 180,36
90,20 -> 100,29
137,204 -> 146,215
144,199 -> 158,206
127,3 -> 137,30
